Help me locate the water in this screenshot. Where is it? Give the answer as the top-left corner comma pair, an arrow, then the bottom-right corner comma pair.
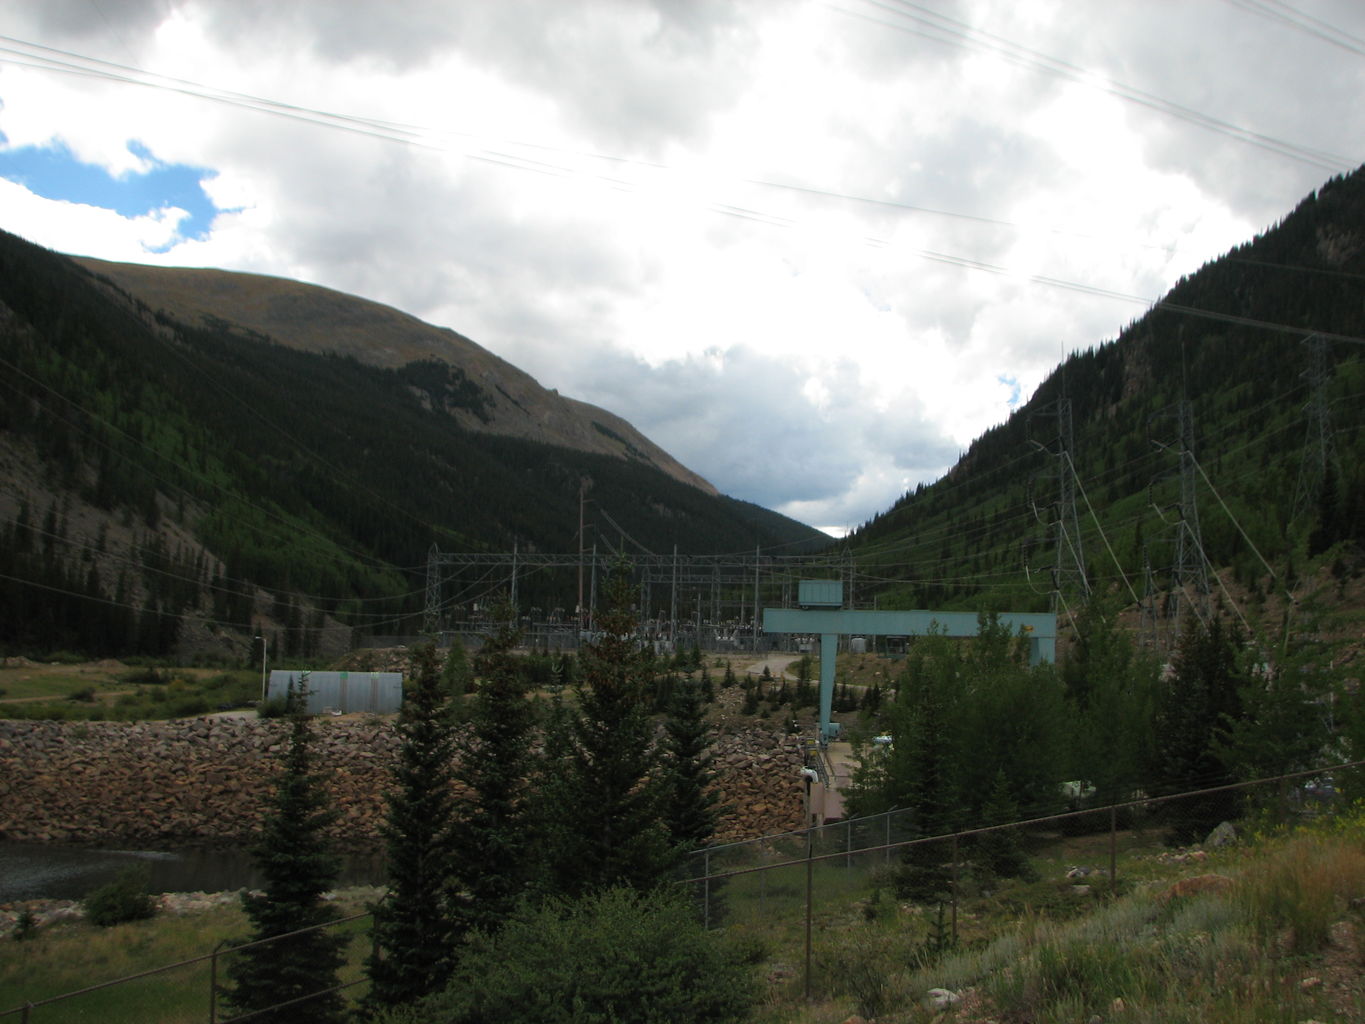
0,842 -> 386,903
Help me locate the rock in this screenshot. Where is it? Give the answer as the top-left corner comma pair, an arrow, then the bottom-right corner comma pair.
926,987 -> 961,1009
1205,820 -> 1238,848
1156,873 -> 1234,904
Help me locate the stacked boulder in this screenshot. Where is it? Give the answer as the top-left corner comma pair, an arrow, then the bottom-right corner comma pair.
0,717 -> 804,846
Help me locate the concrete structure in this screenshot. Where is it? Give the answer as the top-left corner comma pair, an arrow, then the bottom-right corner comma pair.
764,581 -> 1057,742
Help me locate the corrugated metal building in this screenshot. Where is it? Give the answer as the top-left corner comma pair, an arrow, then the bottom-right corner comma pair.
267,670 -> 403,715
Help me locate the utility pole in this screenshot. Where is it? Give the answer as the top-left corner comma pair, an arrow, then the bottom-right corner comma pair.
1292,334 -> 1338,521
1137,545 -> 1160,651
423,543 -> 441,636
577,479 -> 589,629
1029,394 -> 1089,612
671,545 -> 679,651
1169,400 -> 1210,638
752,546 -> 761,653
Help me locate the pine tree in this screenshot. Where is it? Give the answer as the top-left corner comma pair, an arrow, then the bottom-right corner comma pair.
448,609 -> 539,934
440,637 -> 473,701
1150,616 -> 1247,843
365,644 -> 461,1009
225,686 -> 346,1024
662,679 -> 722,851
540,565 -> 673,896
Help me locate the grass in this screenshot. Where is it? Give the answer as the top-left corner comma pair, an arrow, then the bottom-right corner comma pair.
0,897 -> 375,1023
737,805 -> 1365,1023
4,811 -> 1362,1022
0,665 -> 261,722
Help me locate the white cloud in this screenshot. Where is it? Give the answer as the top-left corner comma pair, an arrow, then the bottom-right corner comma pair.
1,0 -> 1362,532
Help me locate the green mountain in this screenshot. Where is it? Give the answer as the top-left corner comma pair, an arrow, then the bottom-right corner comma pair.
846,166 -> 1365,656
0,231 -> 826,659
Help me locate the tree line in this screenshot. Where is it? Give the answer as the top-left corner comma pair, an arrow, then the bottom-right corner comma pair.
844,600 -> 1355,899
223,567 -> 754,1024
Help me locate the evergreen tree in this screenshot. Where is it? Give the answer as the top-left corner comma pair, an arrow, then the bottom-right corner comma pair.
448,609 -> 540,935
540,565 -> 673,896
662,678 -> 722,850
225,685 -> 346,1024
974,770 -> 1035,881
440,637 -> 473,701
365,644 -> 461,1010
699,664 -> 715,703
1150,616 -> 1247,843
1062,599 -> 1159,807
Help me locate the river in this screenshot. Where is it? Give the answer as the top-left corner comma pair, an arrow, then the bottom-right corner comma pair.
0,842 -> 386,903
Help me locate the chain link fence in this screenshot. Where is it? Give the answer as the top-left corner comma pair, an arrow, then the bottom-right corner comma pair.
5,762 -> 1357,1020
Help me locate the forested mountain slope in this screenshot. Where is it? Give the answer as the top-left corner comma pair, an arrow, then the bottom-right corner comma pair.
0,230 -> 825,659
847,167 -> 1365,646
73,256 -> 717,495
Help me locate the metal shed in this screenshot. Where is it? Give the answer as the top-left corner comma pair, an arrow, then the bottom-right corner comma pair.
267,670 -> 403,715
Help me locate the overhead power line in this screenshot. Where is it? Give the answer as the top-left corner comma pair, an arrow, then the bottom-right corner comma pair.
837,0 -> 1355,171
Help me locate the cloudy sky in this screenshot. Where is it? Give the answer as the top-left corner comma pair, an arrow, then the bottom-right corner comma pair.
2,1 -> 1362,536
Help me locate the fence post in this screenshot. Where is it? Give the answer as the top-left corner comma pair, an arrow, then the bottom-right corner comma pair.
804,828 -> 814,1002
1110,805 -> 1119,897
950,831 -> 959,944
209,939 -> 231,1024
703,849 -> 711,931
846,819 -> 852,872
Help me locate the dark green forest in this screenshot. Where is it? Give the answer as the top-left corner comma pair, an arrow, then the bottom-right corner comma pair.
847,166 -> 1365,632
0,229 -> 825,658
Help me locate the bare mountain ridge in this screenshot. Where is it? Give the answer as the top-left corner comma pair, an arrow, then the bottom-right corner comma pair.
75,257 -> 717,496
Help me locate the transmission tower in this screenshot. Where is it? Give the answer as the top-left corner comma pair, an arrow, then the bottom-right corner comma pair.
1292,334 -> 1339,521
1168,400 -> 1210,638
1028,395 -> 1090,612
423,543 -> 441,636
1137,544 -> 1161,651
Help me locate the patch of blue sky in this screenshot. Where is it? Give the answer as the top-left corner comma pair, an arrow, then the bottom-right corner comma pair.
998,374 -> 1021,407
0,137 -> 221,252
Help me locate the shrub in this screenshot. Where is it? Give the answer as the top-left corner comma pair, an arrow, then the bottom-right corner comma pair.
171,695 -> 211,717
66,687 -> 96,703
12,909 -> 37,941
257,696 -> 290,719
386,888 -> 757,1024
119,666 -> 168,685
83,866 -> 156,927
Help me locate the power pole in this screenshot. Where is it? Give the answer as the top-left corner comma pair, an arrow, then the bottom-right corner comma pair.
1029,394 -> 1090,612
1137,544 -> 1161,651
1292,334 -> 1339,521
752,546 -> 761,653
1169,400 -> 1210,638
671,545 -> 679,651
423,543 -> 441,636
577,479 -> 589,629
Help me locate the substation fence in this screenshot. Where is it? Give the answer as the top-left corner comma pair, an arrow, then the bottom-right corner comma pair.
5,762 -> 1358,1021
